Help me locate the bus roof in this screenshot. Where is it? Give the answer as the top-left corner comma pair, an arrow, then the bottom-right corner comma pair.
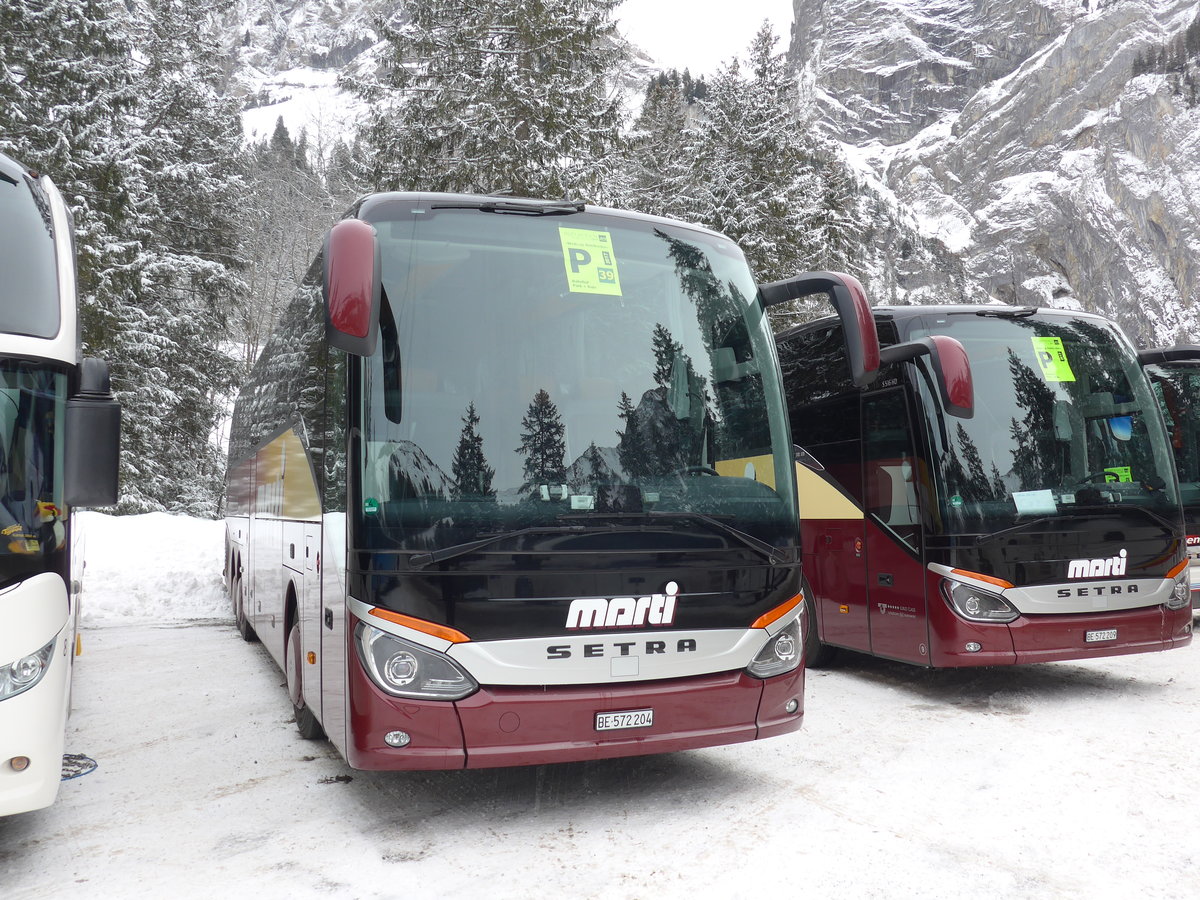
351,191 -> 732,243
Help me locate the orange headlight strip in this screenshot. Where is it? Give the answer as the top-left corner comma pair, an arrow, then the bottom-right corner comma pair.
369,607 -> 471,644
752,591 -> 805,629
950,568 -> 1014,590
1167,559 -> 1189,580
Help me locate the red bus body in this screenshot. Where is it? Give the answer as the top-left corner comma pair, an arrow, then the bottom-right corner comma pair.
779,306 -> 1192,668
225,194 -> 806,769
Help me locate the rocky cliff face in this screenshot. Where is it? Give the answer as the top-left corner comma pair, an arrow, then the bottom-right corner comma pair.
792,0 -> 1200,345
222,0 -> 391,85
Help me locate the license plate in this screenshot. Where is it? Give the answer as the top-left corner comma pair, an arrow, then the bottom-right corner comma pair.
595,708 -> 654,731
1085,628 -> 1118,642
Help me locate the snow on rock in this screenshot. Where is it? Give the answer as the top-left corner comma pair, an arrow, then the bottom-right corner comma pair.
77,511 -> 229,624
793,0 -> 1200,345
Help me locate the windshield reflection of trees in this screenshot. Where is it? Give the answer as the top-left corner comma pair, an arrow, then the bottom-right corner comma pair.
381,229 -> 782,544
1148,368 -> 1200,504
938,318 -> 1175,533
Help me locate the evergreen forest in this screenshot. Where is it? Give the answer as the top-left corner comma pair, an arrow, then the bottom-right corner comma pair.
0,0 -> 937,517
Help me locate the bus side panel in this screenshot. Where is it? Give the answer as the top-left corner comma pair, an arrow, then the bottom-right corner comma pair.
320,512 -> 349,756
865,520 -> 929,665
805,520 -> 869,651
796,465 -> 869,652
252,437 -> 287,669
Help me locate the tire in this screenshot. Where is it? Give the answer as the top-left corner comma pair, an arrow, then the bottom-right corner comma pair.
802,580 -> 837,668
233,573 -> 258,643
286,622 -> 325,740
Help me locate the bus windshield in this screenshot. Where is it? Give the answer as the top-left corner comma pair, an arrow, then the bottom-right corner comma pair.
0,362 -> 67,588
905,312 -> 1180,536
357,203 -> 796,553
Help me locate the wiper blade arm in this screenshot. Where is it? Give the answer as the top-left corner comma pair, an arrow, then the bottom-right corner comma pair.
558,511 -> 787,565
429,198 -> 585,216
411,512 -> 789,570
976,506 -> 1179,545
977,306 -> 1038,318
1070,503 -> 1180,533
408,525 -> 580,570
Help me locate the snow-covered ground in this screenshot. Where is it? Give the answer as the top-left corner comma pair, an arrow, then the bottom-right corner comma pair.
3,512 -> 1199,898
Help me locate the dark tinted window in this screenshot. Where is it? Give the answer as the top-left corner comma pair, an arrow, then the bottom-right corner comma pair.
0,168 -> 60,338
863,390 -> 921,550
0,362 -> 67,589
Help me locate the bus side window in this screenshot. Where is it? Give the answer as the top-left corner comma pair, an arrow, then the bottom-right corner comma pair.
863,391 -> 921,551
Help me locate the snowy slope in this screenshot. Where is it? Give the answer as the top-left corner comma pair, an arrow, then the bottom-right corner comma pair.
1,512 -> 1198,897
792,0 -> 1200,345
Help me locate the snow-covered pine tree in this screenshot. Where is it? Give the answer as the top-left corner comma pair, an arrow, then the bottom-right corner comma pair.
238,119 -> 340,375
343,0 -> 629,199
685,24 -> 842,286
619,23 -> 882,329
619,70 -> 695,218
0,0 -> 140,357
112,0 -> 246,515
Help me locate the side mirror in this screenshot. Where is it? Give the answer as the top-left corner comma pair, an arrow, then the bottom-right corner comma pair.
881,335 -> 974,418
323,218 -> 382,356
759,271 -> 880,388
65,358 -> 121,507
1138,344 -> 1200,367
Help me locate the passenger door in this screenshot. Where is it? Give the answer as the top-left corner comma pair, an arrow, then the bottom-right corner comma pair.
863,390 -> 929,663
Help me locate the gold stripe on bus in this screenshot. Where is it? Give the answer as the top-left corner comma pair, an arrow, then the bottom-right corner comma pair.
253,428 -> 320,521
714,454 -> 776,489
795,463 -> 863,520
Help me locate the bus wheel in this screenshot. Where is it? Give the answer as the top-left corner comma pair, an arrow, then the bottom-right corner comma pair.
286,622 -> 325,740
233,575 -> 258,643
803,583 -> 837,668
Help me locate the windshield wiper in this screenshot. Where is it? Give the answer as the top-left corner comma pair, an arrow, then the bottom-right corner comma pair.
976,505 -> 1180,545
977,306 -> 1038,318
1068,503 -> 1181,533
429,197 -> 585,216
408,525 -> 585,570
409,511 -> 788,569
557,511 -> 787,565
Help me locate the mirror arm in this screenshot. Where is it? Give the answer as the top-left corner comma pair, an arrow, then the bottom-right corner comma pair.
1138,345 -> 1200,367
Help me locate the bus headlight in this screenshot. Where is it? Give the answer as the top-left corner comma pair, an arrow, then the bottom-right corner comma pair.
354,623 -> 478,701
1166,578 -> 1190,610
747,618 -> 802,679
942,581 -> 1019,623
0,639 -> 55,702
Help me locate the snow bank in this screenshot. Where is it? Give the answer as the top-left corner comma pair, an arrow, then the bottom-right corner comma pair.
77,511 -> 228,624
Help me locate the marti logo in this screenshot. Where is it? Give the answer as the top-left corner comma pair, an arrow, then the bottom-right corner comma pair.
565,582 -> 680,629
1067,549 -> 1128,580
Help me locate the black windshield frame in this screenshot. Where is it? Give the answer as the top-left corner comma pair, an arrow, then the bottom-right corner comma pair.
351,202 -> 797,557
902,311 -> 1180,538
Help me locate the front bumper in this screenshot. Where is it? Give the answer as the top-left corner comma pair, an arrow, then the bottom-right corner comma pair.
346,661 -> 804,770
929,601 -> 1193,667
